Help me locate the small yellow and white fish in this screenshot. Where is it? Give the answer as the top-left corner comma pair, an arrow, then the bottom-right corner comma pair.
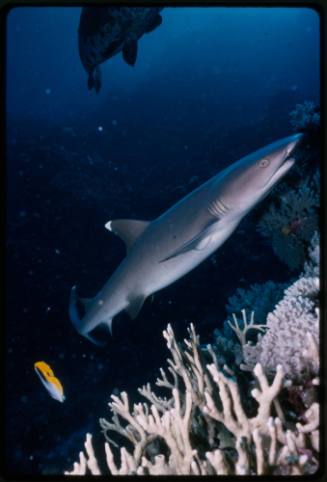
34,361 -> 65,403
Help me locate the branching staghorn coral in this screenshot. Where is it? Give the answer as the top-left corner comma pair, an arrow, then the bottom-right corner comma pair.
227,309 -> 267,350
202,326 -> 243,369
257,172 -> 319,270
208,304 -> 280,370
65,321 -> 319,475
225,281 -> 288,328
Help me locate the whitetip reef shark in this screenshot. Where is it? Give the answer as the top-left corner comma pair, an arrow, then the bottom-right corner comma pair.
69,133 -> 302,344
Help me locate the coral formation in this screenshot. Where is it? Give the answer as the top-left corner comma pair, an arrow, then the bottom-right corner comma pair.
225,281 -> 288,328
256,101 -> 320,271
205,280 -> 288,370
241,232 -> 319,383
289,101 -> 320,133
65,312 -> 319,475
242,279 -> 319,379
257,172 -> 319,270
303,231 -> 320,277
202,325 -> 243,369
64,225 -> 320,476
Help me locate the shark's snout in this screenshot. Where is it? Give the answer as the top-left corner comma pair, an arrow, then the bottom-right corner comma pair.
272,132 -> 303,173
234,132 -> 303,200
283,133 -> 303,158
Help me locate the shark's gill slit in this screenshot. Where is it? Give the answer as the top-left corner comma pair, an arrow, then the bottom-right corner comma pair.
208,197 -> 229,218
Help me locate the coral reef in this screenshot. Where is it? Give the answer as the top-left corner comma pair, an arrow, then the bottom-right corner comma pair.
303,231 -> 320,277
202,325 -> 243,369
203,281 -> 288,370
64,226 -> 320,476
256,100 -> 320,270
225,281 -> 288,329
289,101 -> 320,133
241,232 -> 319,383
241,277 -> 319,381
257,172 -> 319,270
65,316 -> 319,475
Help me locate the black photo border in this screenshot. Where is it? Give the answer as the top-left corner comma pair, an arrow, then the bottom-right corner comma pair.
0,1 -> 325,481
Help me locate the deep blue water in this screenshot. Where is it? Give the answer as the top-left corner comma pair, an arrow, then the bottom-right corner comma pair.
5,6 -> 320,475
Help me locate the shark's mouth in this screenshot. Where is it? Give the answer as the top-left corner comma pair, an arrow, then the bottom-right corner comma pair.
266,132 -> 303,188
277,155 -> 296,177
264,156 -> 295,191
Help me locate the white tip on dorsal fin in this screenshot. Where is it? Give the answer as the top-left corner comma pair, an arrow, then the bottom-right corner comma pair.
105,220 -> 112,231
105,219 -> 150,252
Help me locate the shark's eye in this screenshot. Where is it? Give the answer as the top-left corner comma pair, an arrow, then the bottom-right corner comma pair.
259,158 -> 270,168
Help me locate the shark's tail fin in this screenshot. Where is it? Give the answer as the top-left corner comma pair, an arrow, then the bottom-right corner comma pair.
69,285 -> 109,346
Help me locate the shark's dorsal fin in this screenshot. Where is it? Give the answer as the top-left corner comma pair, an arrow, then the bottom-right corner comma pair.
126,295 -> 146,320
105,219 -> 150,251
159,222 -> 219,263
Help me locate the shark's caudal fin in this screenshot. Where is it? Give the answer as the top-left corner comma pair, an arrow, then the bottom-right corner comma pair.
69,285 -> 110,346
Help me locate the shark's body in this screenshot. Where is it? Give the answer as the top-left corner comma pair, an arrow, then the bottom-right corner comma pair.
78,6 -> 163,92
70,134 -> 302,344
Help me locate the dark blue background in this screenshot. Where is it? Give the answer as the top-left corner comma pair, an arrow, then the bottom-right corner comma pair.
5,6 -> 320,474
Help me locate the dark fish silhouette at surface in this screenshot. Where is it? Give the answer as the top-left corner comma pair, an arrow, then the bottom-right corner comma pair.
78,6 -> 163,92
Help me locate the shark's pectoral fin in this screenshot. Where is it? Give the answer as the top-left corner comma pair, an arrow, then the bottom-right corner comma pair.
126,295 -> 146,320
122,39 -> 138,66
103,318 -> 113,335
159,222 -> 219,262
105,219 -> 150,252
82,320 -> 113,346
144,14 -> 162,33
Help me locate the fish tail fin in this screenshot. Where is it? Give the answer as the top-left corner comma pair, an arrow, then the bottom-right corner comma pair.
94,66 -> 101,93
87,67 -> 101,93
87,73 -> 94,90
69,285 -> 109,346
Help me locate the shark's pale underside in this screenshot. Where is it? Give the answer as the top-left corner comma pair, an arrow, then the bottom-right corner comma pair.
69,133 -> 302,344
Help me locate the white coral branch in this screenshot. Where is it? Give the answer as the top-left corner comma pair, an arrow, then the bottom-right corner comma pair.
228,310 -> 267,348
